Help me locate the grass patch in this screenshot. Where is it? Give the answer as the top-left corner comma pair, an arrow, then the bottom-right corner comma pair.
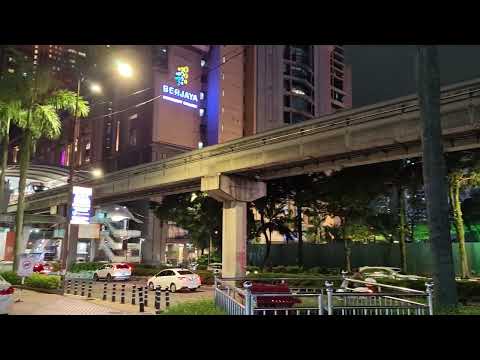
435,305 -> 480,315
161,300 -> 226,315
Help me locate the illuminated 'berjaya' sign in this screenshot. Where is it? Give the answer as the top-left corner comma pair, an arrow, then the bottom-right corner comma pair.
162,66 -> 199,109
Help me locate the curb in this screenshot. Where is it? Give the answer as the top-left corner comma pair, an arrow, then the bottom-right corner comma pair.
13,285 -> 63,295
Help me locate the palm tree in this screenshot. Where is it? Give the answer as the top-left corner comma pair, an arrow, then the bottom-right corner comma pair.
12,68 -> 89,270
417,45 -> 458,308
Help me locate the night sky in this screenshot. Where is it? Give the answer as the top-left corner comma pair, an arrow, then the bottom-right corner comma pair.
345,45 -> 480,108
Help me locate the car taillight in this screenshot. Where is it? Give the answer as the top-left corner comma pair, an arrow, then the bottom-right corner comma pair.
0,287 -> 14,295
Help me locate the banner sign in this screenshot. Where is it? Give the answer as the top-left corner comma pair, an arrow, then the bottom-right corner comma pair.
71,186 -> 92,225
17,253 -> 43,277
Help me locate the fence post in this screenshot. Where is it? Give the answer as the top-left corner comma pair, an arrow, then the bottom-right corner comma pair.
155,286 -> 162,315
318,291 -> 324,315
81,281 -> 86,297
121,284 -> 126,304
325,281 -> 334,315
165,288 -> 170,309
243,281 -> 253,316
426,282 -> 434,315
144,286 -> 148,307
214,276 -> 218,306
112,283 -> 117,302
131,285 -> 136,305
87,281 -> 93,298
138,286 -> 144,313
102,281 -> 107,301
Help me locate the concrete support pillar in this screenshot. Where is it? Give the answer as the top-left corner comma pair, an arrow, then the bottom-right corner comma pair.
142,197 -> 168,265
202,174 -> 266,279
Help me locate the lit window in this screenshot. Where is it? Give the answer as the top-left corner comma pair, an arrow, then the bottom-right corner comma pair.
12,146 -> 19,163
34,49 -> 38,54
49,54 -> 52,58
162,48 -> 166,53
222,56 -> 226,63
85,142 -> 91,150
8,57 -> 13,62
199,92 -> 204,100
292,88 -> 306,96
199,108 -> 205,117
222,90 -> 225,97
222,73 -> 225,80
78,52 -> 86,57
33,61 -> 37,65
198,141 -> 204,149
7,68 -> 14,74
200,59 -> 206,67
34,55 -> 37,59
222,107 -> 224,113
115,120 -> 120,152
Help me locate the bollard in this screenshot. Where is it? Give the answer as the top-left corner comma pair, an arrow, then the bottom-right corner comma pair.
138,286 -> 145,313
165,288 -> 170,308
325,281 -> 334,315
81,281 -> 86,297
243,281 -> 253,315
74,281 -> 78,296
88,281 -> 93,298
426,282 -> 434,315
131,285 -> 136,305
112,283 -> 117,302
155,286 -> 162,315
121,284 -> 126,304
102,281 -> 108,301
66,280 -> 72,294
144,286 -> 148,307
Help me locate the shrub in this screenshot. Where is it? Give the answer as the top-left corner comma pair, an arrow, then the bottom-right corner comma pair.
162,299 -> 226,315
196,270 -> 215,285
284,266 -> 303,274
24,273 -> 61,289
48,261 -> 61,272
133,267 -> 163,277
0,271 -> 21,285
271,266 -> 287,273
196,264 -> 208,271
70,262 -> 104,273
246,266 -> 261,273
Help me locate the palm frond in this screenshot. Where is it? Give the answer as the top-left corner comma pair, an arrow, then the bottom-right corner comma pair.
30,104 -> 61,140
48,90 -> 90,118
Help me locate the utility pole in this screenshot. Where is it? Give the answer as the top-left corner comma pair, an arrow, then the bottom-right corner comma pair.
417,45 -> 458,308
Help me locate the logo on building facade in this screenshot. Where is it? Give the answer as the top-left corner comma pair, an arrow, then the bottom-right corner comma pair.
162,65 -> 199,109
175,66 -> 189,86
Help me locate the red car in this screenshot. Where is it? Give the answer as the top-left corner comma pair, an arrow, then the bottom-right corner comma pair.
33,263 -> 53,275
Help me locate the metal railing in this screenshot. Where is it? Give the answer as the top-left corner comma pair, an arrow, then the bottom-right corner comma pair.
214,278 -> 247,315
326,278 -> 433,316
214,276 -> 434,316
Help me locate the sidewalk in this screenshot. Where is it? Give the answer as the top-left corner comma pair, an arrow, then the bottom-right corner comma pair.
9,289 -> 147,315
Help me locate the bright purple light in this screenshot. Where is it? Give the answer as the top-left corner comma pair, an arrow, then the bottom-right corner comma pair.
60,149 -> 66,166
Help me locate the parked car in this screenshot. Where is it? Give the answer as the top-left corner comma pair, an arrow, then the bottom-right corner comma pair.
358,266 -> 426,281
93,263 -> 132,281
0,274 -> 14,315
207,262 -> 222,275
33,262 -> 53,275
147,268 -> 201,293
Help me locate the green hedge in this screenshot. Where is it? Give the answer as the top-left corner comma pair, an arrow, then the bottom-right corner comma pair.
70,262 -> 104,273
162,299 -> 226,315
197,270 -> 215,285
25,274 -> 61,289
0,271 -> 61,289
0,271 -> 21,285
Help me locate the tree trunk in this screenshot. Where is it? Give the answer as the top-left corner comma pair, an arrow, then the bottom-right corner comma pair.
296,205 -> 303,267
260,212 -> 271,267
399,187 -> 408,273
342,217 -> 352,273
13,130 -> 32,270
0,119 -> 10,211
417,45 -> 458,308
452,180 -> 470,278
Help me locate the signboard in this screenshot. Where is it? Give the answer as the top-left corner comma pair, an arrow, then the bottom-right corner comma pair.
162,66 -> 199,109
17,253 -> 42,277
71,186 -> 92,225
78,224 -> 100,239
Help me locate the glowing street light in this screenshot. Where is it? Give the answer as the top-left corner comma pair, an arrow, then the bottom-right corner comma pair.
116,61 -> 133,78
89,82 -> 102,94
91,168 -> 103,178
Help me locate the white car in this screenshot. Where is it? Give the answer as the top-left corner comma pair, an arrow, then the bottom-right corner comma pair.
0,275 -> 14,315
147,268 -> 201,293
359,266 -> 426,281
93,263 -> 132,281
207,263 -> 222,275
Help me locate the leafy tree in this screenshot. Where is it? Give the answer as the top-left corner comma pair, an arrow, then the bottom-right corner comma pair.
446,151 -> 480,279
12,66 -> 89,270
250,180 -> 292,268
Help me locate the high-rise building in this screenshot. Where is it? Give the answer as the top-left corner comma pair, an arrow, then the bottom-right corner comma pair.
244,45 -> 352,135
